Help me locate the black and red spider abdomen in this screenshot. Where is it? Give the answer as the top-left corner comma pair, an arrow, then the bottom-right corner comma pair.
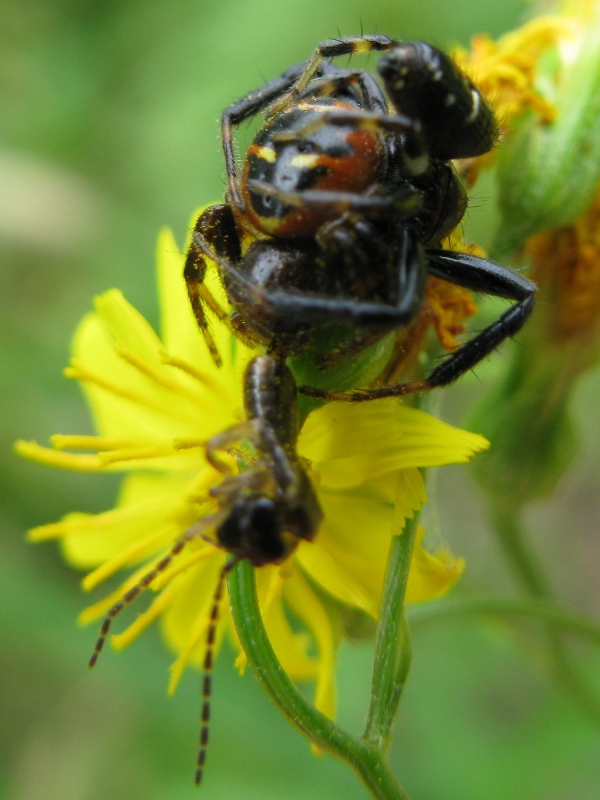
241,100 -> 384,238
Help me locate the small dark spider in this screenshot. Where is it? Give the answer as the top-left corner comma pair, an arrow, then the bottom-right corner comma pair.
183,34 -> 535,568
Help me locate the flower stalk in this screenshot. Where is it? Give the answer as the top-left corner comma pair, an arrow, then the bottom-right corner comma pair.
228,511 -> 421,800
228,558 -> 411,800
364,513 -> 418,750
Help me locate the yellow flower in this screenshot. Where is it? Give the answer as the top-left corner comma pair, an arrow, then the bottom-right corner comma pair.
16,225 -> 488,719
527,187 -> 600,342
451,16 -> 569,187
453,18 -> 564,130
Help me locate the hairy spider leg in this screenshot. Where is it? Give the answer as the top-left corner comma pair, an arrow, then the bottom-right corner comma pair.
292,68 -> 388,112
191,223 -> 427,332
266,34 -> 397,118
298,250 -> 535,402
244,179 -> 422,218
277,38 -> 498,161
184,205 -> 242,367
222,63 -> 308,206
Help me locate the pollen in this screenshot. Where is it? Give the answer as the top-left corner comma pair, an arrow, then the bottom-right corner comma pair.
527,189 -> 600,339
452,17 -> 569,185
453,18 -> 567,127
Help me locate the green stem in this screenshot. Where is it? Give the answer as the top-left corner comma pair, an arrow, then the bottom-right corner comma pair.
228,560 -> 410,800
364,513 -> 419,749
408,595 -> 600,646
490,502 -> 600,725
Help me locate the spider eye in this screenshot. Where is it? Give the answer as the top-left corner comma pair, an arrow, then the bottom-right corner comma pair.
296,140 -> 316,154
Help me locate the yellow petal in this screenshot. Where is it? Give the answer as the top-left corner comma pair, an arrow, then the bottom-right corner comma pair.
59,477 -> 196,568
299,399 -> 489,485
14,440 -> 103,472
93,289 -> 167,368
81,522 -> 179,590
263,602 -> 318,681
283,565 -> 337,720
297,468 -> 462,613
296,493 -> 394,616
71,295 -> 233,442
406,526 -> 465,602
253,565 -> 319,680
297,470 -> 426,616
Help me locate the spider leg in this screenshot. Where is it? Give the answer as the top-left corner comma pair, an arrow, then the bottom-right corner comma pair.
299,251 -> 535,402
267,34 -> 397,117
193,226 -> 426,330
285,106 -> 428,178
246,178 -> 422,220
295,68 -> 388,111
222,62 -> 308,205
184,204 -> 241,367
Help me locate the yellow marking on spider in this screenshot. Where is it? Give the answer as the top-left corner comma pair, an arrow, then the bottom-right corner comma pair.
254,145 -> 276,163
289,153 -> 322,169
354,39 -> 372,54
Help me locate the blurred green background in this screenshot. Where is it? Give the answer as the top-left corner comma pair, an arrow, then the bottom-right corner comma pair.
2,0 -> 600,798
